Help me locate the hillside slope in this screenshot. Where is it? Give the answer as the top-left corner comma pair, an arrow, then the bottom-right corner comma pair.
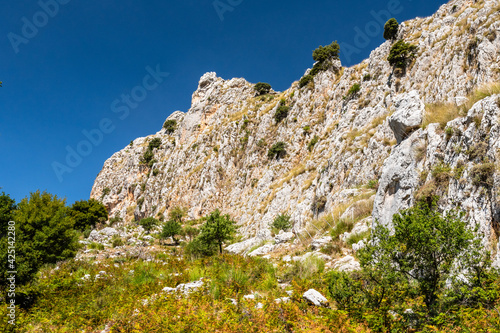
91,0 -> 500,260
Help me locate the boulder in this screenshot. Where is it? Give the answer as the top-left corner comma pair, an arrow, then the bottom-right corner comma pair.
388,90 -> 424,144
303,289 -> 328,307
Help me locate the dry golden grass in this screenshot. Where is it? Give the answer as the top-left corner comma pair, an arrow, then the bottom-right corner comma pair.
423,82 -> 500,129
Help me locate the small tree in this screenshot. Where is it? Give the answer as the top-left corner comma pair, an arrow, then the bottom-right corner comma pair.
161,220 -> 182,244
383,18 -> 399,40
68,198 -> 108,231
138,217 -> 159,233
358,198 -> 488,314
197,209 -> 237,254
267,142 -> 287,160
312,41 -> 340,63
272,214 -> 292,231
254,82 -> 271,96
148,138 -> 162,150
387,40 -> 418,70
168,206 -> 187,224
163,119 -> 177,134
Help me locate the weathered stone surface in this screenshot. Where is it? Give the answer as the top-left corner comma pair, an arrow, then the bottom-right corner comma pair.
303,289 -> 328,307
388,91 -> 424,144
274,231 -> 295,244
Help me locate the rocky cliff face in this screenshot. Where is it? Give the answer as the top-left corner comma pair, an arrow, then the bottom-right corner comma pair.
91,0 -> 500,260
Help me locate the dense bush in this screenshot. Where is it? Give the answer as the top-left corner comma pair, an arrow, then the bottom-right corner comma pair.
163,119 -> 177,134
298,74 -> 314,88
267,142 -> 287,159
307,135 -> 319,152
148,138 -> 162,150
387,40 -> 418,69
138,217 -> 159,233
68,198 -> 108,231
141,149 -> 156,168
312,41 -> 340,63
274,105 -> 289,123
254,82 -> 271,96
325,198 -> 499,331
0,192 -> 16,237
272,214 -> 292,232
383,18 -> 399,40
0,191 -> 79,286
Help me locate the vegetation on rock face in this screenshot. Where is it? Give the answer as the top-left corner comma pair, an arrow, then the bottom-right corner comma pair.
312,42 -> 340,63
383,18 -> 399,40
254,82 -> 271,96
148,137 -> 162,150
387,40 -> 418,70
346,83 -> 361,98
272,214 -> 292,232
267,142 -> 287,160
274,99 -> 289,123
299,41 -> 340,88
163,119 -> 177,134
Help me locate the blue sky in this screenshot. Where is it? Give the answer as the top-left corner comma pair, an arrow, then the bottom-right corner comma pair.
1,0 -> 445,205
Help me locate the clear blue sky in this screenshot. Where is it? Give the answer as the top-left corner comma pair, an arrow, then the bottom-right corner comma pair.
1,0 -> 445,205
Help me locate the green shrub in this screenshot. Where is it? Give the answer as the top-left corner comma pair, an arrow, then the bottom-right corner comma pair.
163,119 -> 177,134
111,235 -> 124,248
274,104 -> 289,123
347,83 -> 361,97
138,217 -> 159,233
302,125 -> 311,134
312,41 -> 340,63
272,214 -> 292,231
362,74 -> 371,81
0,191 -> 79,286
331,219 -> 354,240
471,162 -> 495,188
299,74 -> 314,88
267,142 -> 287,159
307,135 -> 319,152
68,199 -> 108,231
161,220 -> 182,244
141,149 -> 155,167
148,138 -> 162,150
254,82 -> 271,96
387,40 -> 418,69
383,18 -> 399,40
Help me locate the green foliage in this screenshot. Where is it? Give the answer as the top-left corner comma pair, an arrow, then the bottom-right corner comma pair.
163,119 -> 177,134
148,138 -> 162,150
254,82 -> 271,96
330,219 -> 354,240
383,18 -> 399,40
197,210 -> 237,254
0,191 -> 79,286
267,142 -> 287,160
274,100 -> 289,123
362,74 -> 371,81
307,135 -> 319,152
0,192 -> 16,237
138,217 -> 159,233
346,83 -> 361,97
141,149 -> 155,168
387,40 -> 418,69
169,206 -> 187,224
161,220 -> 182,244
68,198 -> 108,231
299,74 -> 314,88
272,214 -> 292,232
312,41 -> 340,63
358,199 -> 488,313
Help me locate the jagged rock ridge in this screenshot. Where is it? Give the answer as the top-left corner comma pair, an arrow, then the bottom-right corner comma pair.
91,0 -> 500,259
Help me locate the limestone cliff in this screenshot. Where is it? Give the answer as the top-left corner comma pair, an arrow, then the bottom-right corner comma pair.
91,0 -> 500,259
